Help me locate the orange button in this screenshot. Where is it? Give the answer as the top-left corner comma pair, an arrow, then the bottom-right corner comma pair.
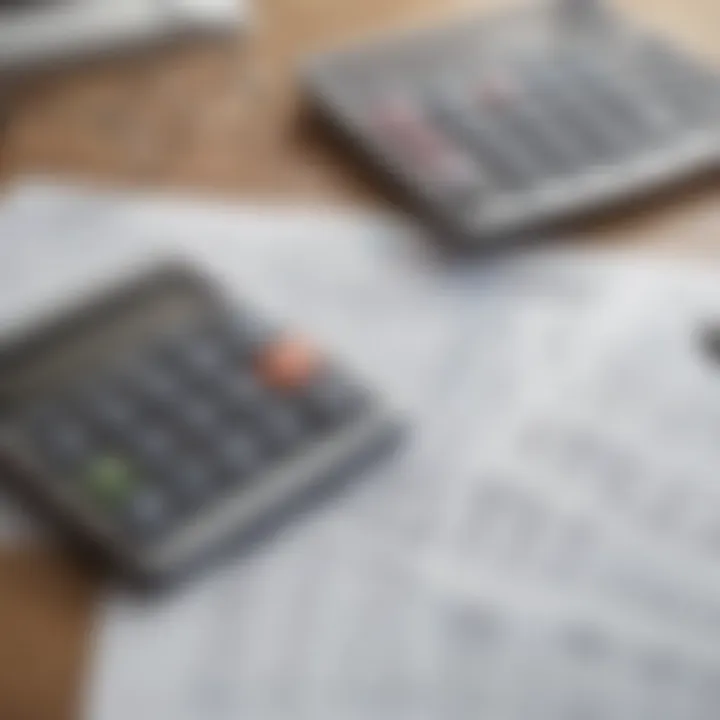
257,336 -> 322,391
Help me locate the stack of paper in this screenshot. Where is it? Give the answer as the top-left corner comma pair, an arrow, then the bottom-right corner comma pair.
2,181 -> 720,719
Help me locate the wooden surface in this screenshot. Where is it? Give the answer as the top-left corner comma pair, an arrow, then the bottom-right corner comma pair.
0,1 -> 719,718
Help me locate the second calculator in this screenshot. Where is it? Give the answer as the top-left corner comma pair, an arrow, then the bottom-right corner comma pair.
305,3 -> 720,250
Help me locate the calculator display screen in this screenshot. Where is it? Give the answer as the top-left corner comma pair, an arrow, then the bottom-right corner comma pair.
0,277 -> 211,408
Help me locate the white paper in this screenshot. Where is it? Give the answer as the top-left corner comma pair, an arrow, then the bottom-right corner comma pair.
465,267 -> 720,640
33,191 -> 710,718
90,513 -> 720,720
4,183 -> 720,719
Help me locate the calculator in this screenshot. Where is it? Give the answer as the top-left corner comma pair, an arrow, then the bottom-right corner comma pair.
0,0 -> 246,72
0,260 -> 401,584
304,2 -> 720,250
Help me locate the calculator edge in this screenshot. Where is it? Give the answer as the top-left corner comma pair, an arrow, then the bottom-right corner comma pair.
301,12 -> 720,253
0,402 -> 403,586
0,256 -> 406,586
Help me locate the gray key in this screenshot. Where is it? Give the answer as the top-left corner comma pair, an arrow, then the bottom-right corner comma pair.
369,97 -> 485,202
29,407 -> 93,468
430,88 -> 542,191
126,487 -> 168,536
641,42 -> 720,126
525,56 -> 632,159
256,403 -> 305,451
170,457 -> 216,505
215,432 -> 261,481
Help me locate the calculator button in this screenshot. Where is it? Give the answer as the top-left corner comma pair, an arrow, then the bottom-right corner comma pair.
255,403 -> 306,452
303,372 -> 367,426
477,73 -> 518,107
215,434 -> 261,482
257,336 -> 322,392
476,75 -> 581,175
83,456 -> 137,509
176,338 -> 228,379
178,397 -> 222,437
26,403 -> 65,435
372,100 -> 480,191
169,459 -> 216,505
373,101 -> 449,162
125,487 -> 168,536
51,423 -> 93,460
31,414 -> 93,468
85,389 -> 138,431
430,93 -> 536,191
522,59 -> 621,161
131,364 -> 182,406
221,373 -> 266,412
131,426 -> 177,467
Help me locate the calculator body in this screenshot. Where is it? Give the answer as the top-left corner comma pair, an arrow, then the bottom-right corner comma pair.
0,0 -> 247,73
0,261 -> 401,585
304,4 -> 720,251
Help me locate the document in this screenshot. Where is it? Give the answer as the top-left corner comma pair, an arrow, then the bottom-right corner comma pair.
3,182 -> 720,720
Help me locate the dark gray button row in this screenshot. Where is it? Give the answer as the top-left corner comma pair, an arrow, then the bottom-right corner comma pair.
24,319 -> 370,540
364,43 -> 720,203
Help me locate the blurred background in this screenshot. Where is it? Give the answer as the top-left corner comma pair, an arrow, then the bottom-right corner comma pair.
0,1 -> 719,719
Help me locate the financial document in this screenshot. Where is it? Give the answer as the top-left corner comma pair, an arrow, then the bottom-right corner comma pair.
3,183 -> 720,719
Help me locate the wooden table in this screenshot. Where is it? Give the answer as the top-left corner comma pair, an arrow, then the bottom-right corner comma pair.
0,1 -> 719,718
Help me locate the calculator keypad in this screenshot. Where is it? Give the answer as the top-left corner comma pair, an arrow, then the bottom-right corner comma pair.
22,319 -> 369,543
309,12 -> 720,244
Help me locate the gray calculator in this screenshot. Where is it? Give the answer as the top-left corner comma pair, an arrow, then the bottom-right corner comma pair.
0,261 -> 401,585
305,2 -> 720,250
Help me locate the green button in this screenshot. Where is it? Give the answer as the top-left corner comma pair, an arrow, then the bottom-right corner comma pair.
85,456 -> 136,506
